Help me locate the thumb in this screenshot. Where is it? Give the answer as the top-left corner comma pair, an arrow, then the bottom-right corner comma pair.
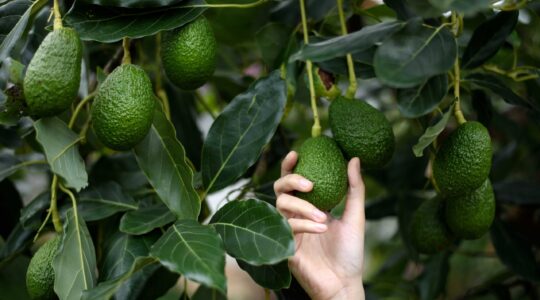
342,158 -> 365,227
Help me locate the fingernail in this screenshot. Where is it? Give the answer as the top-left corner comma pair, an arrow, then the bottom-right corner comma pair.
313,210 -> 326,221
315,223 -> 327,232
300,179 -> 312,189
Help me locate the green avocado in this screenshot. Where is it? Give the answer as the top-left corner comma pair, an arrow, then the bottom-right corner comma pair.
92,64 -> 155,150
293,136 -> 348,211
26,236 -> 61,300
410,197 -> 453,254
23,28 -> 82,117
160,16 -> 217,90
303,67 -> 341,100
329,96 -> 395,169
433,121 -> 492,196
445,180 -> 495,239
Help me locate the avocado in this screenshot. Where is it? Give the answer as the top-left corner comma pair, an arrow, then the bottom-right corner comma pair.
160,16 -> 217,90
329,96 -> 395,169
26,236 -> 61,300
92,64 -> 155,150
303,67 -> 340,100
410,197 -> 453,254
23,28 -> 82,117
445,180 -> 495,239
293,136 -> 348,211
433,121 -> 492,196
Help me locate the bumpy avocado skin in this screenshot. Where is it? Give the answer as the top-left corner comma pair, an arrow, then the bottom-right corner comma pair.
445,180 -> 495,239
329,96 -> 395,169
293,136 -> 348,211
23,28 -> 82,117
160,16 -> 217,90
92,64 -> 155,150
26,236 -> 61,300
410,197 -> 453,254
433,121 -> 492,196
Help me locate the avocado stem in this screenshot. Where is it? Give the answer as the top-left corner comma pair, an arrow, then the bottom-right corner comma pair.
50,175 -> 63,233
188,0 -> 269,8
451,12 -> 466,125
299,0 -> 321,137
337,0 -> 357,99
68,92 -> 95,129
52,0 -> 63,30
122,37 -> 132,65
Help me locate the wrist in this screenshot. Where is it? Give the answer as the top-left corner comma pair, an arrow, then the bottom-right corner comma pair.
327,277 -> 364,300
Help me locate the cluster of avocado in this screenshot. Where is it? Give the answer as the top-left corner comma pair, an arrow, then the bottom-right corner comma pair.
411,121 -> 494,254
23,16 -> 216,299
23,16 -> 216,151
294,93 -> 395,211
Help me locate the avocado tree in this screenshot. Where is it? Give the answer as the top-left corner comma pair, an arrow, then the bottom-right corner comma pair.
1,0 -> 539,299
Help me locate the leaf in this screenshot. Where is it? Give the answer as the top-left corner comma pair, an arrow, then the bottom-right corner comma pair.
134,108 -> 200,220
64,0 -> 206,43
77,182 -> 138,221
79,0 -> 184,8
461,11 -> 519,69
0,0 -> 48,65
0,153 -> 22,182
430,0 -> 493,15
418,251 -> 450,300
0,223 -> 33,264
412,104 -> 454,157
209,199 -> 294,265
374,21 -> 457,88
150,220 -> 227,294
397,74 -> 448,118
490,219 -> 540,281
201,71 -> 287,193
0,254 -> 31,300
34,117 -> 88,191
191,285 -> 227,300
383,0 -> 416,20
19,192 -> 50,229
53,209 -> 97,300
237,259 -> 291,290
119,204 -> 176,235
256,22 -> 292,69
465,73 -> 537,111
289,21 -> 404,63
493,180 -> 540,205
82,257 -> 156,300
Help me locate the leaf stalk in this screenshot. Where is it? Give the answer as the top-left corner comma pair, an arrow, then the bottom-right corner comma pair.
337,0 -> 357,98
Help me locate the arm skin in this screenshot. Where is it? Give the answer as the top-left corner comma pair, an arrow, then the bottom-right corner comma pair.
274,151 -> 366,300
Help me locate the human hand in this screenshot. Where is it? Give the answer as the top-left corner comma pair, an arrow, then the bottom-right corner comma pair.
274,151 -> 366,300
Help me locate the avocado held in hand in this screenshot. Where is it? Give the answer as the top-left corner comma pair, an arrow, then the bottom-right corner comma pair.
329,96 -> 395,169
293,136 -> 348,211
433,121 -> 492,196
92,64 -> 155,150
26,236 -> 61,300
24,28 -> 82,117
160,16 -> 217,90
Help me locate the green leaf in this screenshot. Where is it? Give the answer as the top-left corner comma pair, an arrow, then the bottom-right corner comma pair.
237,259 -> 291,290
82,257 -> 156,300
150,220 -> 227,294
53,209 -> 97,300
64,0 -> 206,43
191,285 -> 227,300
134,108 -> 200,220
412,104 -> 454,157
490,219 -> 540,281
0,254 -> 31,300
461,11 -> 519,69
429,0 -> 492,15
202,71 -> 287,193
418,251 -> 450,300
383,0 -> 416,20
289,21 -> 404,63
465,73 -> 537,111
209,199 -> 294,265
19,192 -> 49,229
34,117 -> 88,191
397,74 -> 448,118
256,23 -> 292,69
0,0 -> 48,65
374,21 -> 457,88
79,0 -> 184,8
0,153 -> 21,182
6,58 -> 24,85
0,223 -> 33,264
119,204 -> 176,235
77,182 -> 138,221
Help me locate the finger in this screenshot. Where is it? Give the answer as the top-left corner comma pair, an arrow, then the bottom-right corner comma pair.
281,151 -> 298,177
273,174 -> 313,196
288,218 -> 327,234
277,194 -> 327,222
342,158 -> 366,227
